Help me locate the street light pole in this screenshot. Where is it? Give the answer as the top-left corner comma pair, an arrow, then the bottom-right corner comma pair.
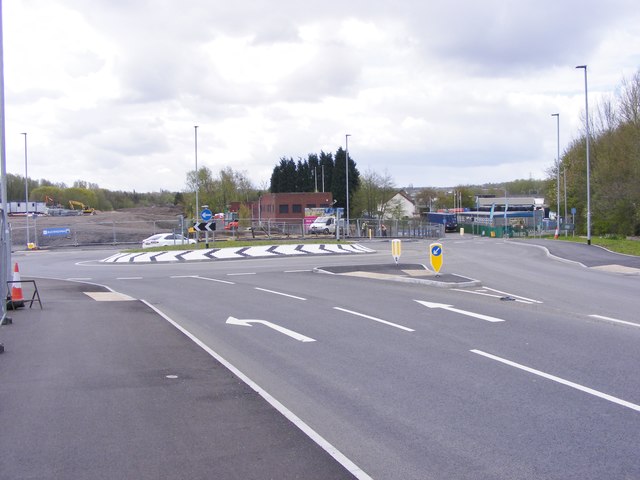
345,134 -> 351,237
194,125 -> 199,224
563,167 -> 568,237
551,113 -> 560,238
21,132 -> 28,247
576,65 -> 591,245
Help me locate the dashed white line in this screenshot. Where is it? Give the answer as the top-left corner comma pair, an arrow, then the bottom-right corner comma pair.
333,307 -> 415,332
227,272 -> 257,276
254,287 -> 306,301
116,277 -> 143,280
589,314 -> 640,328
471,349 -> 640,413
284,269 -> 312,273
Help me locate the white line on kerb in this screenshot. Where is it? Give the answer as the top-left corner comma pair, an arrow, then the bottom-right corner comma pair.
589,314 -> 640,328
142,300 -> 372,480
471,349 -> 640,413
254,287 -> 306,301
333,307 -> 415,332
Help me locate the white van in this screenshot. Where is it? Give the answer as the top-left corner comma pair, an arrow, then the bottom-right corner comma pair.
308,216 -> 340,234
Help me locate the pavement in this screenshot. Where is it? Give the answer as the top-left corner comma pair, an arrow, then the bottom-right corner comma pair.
514,238 -> 640,274
0,279 -> 362,480
2,238 -> 638,479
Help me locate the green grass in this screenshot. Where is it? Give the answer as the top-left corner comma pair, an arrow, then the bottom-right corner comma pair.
553,235 -> 640,256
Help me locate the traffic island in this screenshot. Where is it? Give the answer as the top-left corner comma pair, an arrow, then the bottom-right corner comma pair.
313,263 -> 480,288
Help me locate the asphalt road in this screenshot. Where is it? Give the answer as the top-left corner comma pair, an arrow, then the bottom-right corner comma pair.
6,237 -> 640,479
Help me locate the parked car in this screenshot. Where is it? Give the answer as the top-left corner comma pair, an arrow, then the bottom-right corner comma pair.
141,233 -> 196,249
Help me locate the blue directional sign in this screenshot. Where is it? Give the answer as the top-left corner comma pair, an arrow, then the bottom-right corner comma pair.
43,227 -> 71,237
200,209 -> 213,221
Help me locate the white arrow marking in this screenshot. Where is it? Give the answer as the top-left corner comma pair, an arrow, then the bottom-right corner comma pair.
414,300 -> 505,323
226,316 -> 316,342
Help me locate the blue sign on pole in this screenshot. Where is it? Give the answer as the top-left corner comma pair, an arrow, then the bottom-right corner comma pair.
200,209 -> 213,221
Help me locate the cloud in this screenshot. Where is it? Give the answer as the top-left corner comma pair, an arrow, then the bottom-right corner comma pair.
4,0 -> 640,192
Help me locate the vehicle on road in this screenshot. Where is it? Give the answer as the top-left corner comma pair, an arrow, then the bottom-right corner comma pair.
141,233 -> 196,249
425,212 -> 458,232
308,216 -> 342,234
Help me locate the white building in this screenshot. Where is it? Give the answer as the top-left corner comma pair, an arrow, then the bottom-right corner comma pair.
380,191 -> 418,219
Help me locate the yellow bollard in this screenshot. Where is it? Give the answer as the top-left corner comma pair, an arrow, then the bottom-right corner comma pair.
391,239 -> 401,264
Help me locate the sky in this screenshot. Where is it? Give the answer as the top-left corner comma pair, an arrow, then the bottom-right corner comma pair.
3,0 -> 640,193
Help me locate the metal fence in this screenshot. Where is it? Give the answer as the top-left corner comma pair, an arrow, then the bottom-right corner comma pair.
7,215 -> 445,249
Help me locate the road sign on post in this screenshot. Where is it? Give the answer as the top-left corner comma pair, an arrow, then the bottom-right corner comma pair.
391,239 -> 401,265
430,242 -> 443,274
194,222 -> 216,232
200,209 -> 213,221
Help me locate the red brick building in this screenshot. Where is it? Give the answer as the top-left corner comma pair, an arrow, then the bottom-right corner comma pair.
249,192 -> 334,220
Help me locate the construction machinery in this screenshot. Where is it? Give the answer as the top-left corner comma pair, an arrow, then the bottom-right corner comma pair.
68,200 -> 96,215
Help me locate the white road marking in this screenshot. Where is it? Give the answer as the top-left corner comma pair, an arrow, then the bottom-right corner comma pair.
143,301 -> 371,479
483,287 -> 542,304
116,277 -> 143,280
453,287 -> 542,304
194,276 -> 235,285
333,307 -> 415,332
415,300 -> 505,322
254,287 -> 306,301
284,269 -> 313,273
227,272 -> 257,276
471,349 -> 640,413
589,314 -> 640,328
226,316 -> 316,342
67,277 -> 92,281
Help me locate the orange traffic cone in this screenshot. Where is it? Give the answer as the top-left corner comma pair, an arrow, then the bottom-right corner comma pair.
10,262 -> 25,309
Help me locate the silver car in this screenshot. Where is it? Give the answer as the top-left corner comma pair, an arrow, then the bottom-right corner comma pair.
141,233 -> 196,249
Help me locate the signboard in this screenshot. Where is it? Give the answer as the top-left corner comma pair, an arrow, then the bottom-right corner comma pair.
391,239 -> 401,265
200,209 -> 213,221
194,222 -> 216,232
42,227 -> 71,237
429,242 -> 443,274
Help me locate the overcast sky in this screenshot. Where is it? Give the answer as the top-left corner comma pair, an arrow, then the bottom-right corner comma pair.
4,0 -> 640,193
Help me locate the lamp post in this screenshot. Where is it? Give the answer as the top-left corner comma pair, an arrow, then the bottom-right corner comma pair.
576,65 -> 591,245
194,125 -> 199,225
345,134 -> 351,236
551,113 -> 560,238
563,167 -> 568,237
21,132 -> 28,247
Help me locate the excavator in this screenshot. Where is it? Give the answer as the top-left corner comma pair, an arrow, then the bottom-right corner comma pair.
68,200 -> 96,215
